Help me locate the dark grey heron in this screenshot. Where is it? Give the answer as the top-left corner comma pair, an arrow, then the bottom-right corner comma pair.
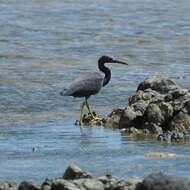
61,56 -> 128,125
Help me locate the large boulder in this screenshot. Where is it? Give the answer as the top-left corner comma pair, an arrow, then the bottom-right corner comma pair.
63,164 -> 92,180
135,172 -> 190,190
105,77 -> 190,141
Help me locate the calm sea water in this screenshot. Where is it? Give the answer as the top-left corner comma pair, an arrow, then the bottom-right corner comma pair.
0,0 -> 190,183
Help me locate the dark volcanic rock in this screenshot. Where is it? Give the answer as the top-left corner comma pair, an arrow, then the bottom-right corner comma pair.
105,77 -> 190,141
18,182 -> 39,190
137,77 -> 178,93
135,172 -> 190,190
168,112 -> 190,131
63,164 -> 92,180
105,109 -> 124,128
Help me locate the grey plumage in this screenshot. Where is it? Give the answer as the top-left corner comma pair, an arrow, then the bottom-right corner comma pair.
60,56 -> 128,125
63,72 -> 104,98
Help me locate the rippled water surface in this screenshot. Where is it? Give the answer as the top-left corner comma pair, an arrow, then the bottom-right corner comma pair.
0,0 -> 190,183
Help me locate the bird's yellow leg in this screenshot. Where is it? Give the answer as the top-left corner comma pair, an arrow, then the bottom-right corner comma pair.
79,101 -> 85,126
85,99 -> 94,117
85,99 -> 102,121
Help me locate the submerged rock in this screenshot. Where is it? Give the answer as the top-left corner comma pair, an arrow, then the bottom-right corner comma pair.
105,76 -> 190,141
144,151 -> 177,158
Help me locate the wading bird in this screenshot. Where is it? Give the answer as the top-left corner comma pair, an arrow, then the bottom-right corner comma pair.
61,56 -> 128,125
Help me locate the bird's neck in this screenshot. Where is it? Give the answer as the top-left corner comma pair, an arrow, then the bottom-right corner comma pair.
98,61 -> 111,86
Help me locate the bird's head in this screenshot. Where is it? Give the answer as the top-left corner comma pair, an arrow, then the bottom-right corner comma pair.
98,56 -> 128,65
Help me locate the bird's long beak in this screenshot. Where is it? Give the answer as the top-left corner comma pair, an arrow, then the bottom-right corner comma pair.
111,59 -> 128,65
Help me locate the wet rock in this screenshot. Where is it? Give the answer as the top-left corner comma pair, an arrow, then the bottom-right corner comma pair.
18,182 -> 39,190
129,89 -> 162,105
63,164 -> 92,180
183,99 -> 190,114
132,100 -> 149,116
157,132 -> 172,142
119,107 -> 137,128
126,177 -> 142,190
3,164 -> 190,190
71,178 -> 105,190
51,179 -> 80,190
82,179 -> 104,190
157,130 -> 188,142
135,172 -> 190,190
41,179 -> 53,190
144,123 -> 163,134
145,103 -> 164,124
105,109 -> 124,128
168,112 -> 190,131
97,175 -> 141,190
0,182 -> 17,190
50,165 -> 142,190
105,77 -> 190,141
184,132 -> 190,140
137,76 -> 178,93
99,175 -> 122,189
41,184 -> 51,190
123,127 -> 141,135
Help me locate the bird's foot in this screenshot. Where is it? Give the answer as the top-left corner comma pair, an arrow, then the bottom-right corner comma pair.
90,117 -> 103,125
75,112 -> 105,126
87,112 -> 104,125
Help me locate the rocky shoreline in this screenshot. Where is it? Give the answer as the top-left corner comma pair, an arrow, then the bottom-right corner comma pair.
103,77 -> 190,142
0,164 -> 190,190
1,164 -> 190,190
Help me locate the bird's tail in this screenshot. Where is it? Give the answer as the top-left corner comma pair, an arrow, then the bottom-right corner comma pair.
60,88 -> 67,96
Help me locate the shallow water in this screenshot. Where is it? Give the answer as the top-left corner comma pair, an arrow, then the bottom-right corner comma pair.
0,0 -> 190,183
1,120 -> 190,183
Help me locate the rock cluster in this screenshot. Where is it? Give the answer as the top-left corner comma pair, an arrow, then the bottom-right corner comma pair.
106,77 -> 190,141
49,164 -> 140,190
1,165 -> 190,190
0,164 -> 140,190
